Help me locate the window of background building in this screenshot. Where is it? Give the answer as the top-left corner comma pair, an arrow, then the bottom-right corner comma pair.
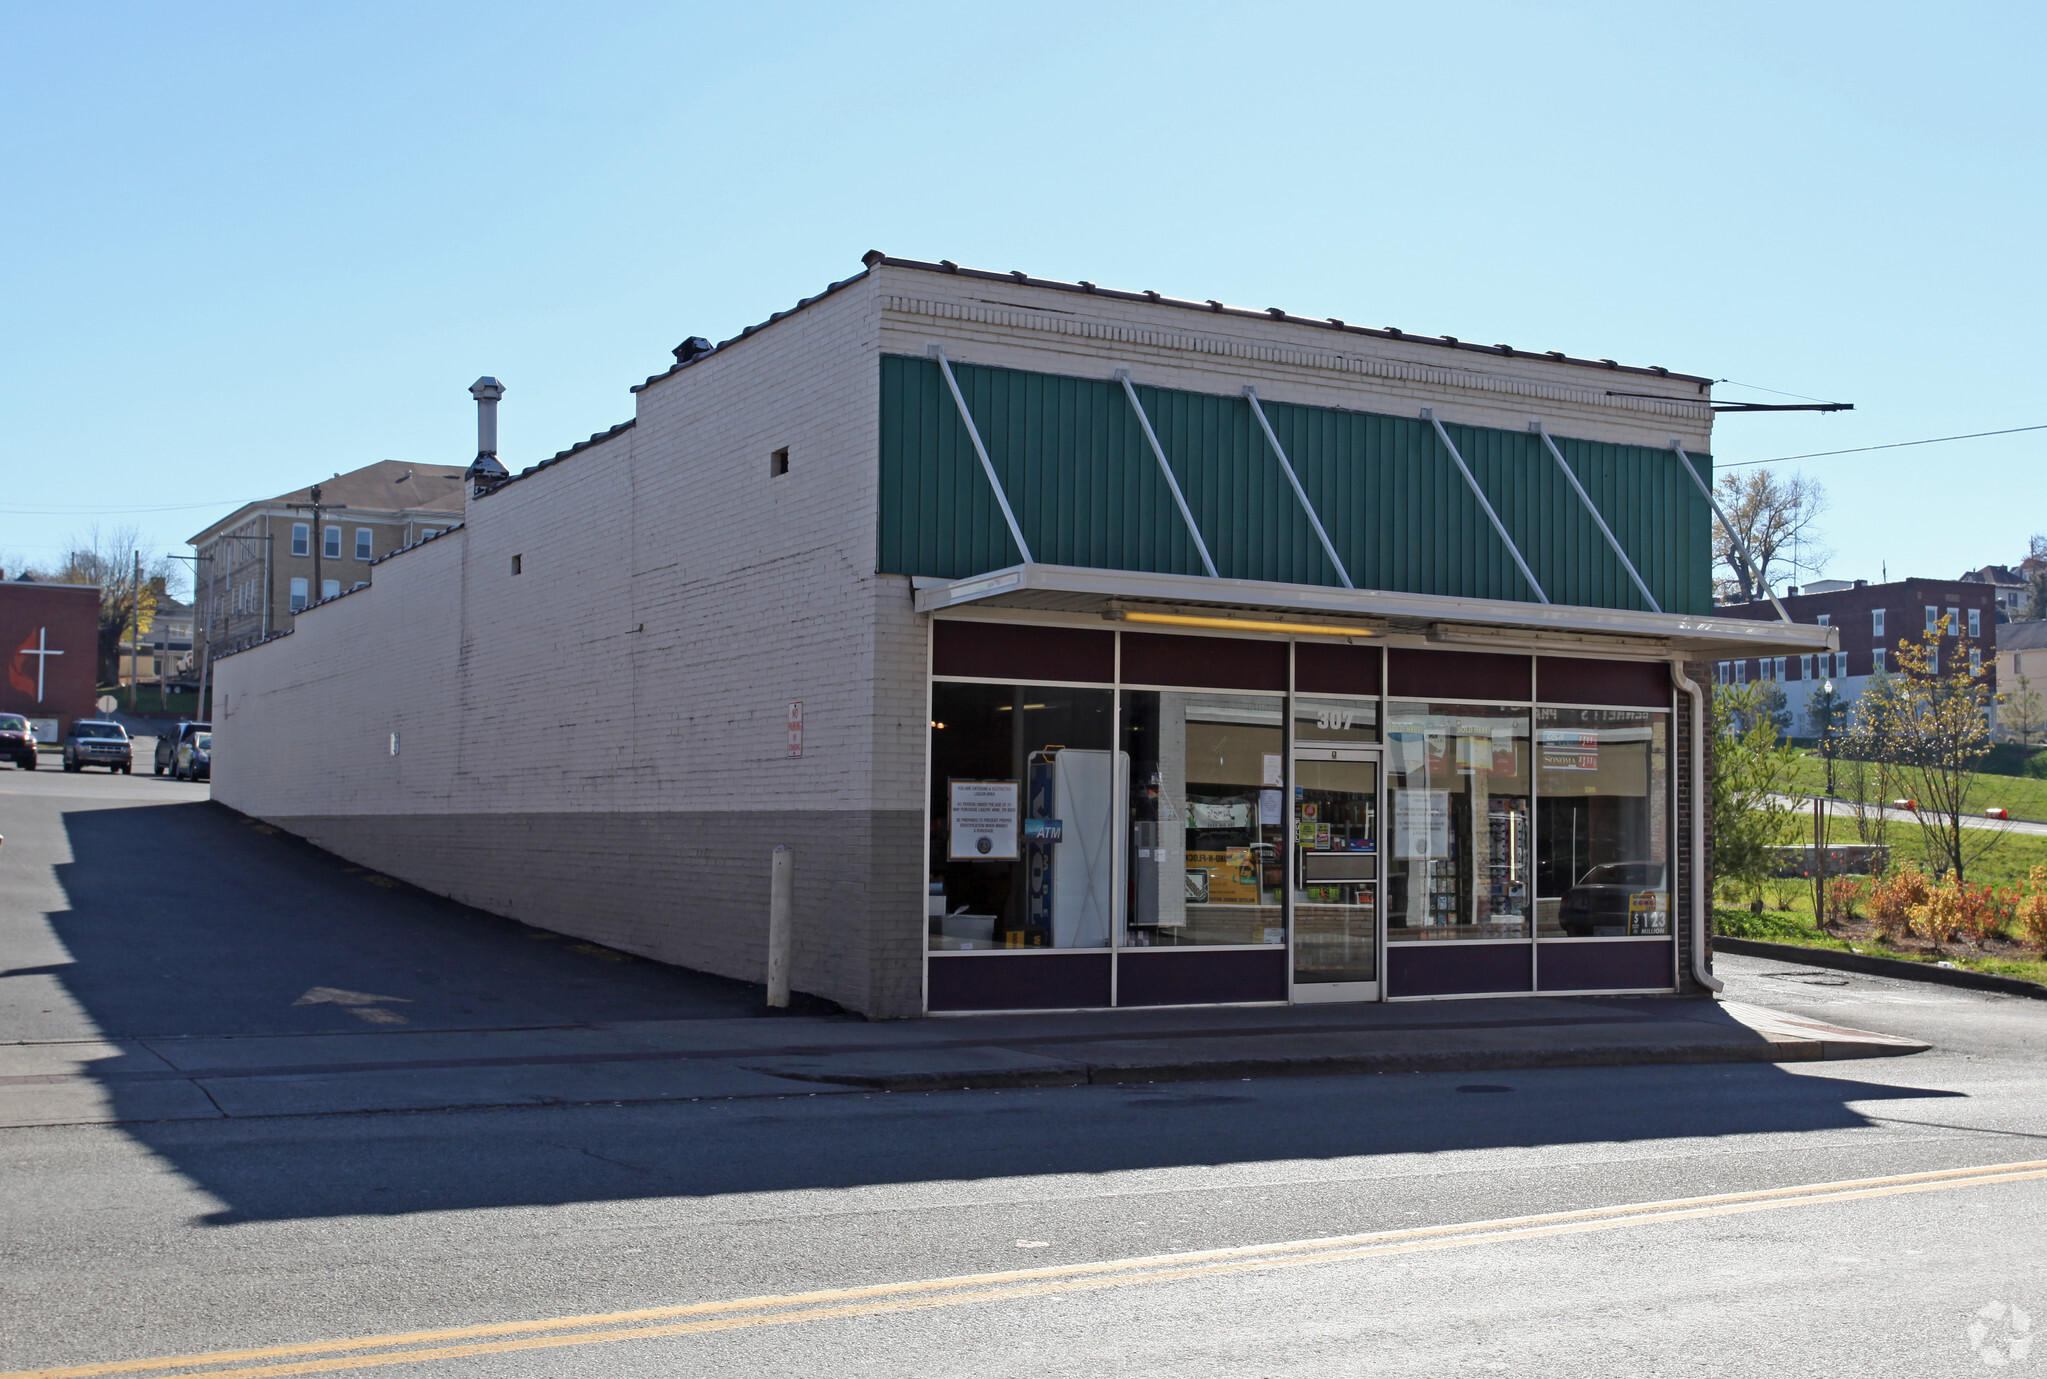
1386,703 -> 1531,943
289,577 -> 308,612
321,579 -> 340,600
1873,648 -> 1886,674
1817,614 -> 1831,627
1947,606 -> 1960,635
324,526 -> 343,560
1124,691 -> 1287,948
1873,608 -> 1886,639
1969,608 -> 1981,639
291,523 -> 310,557
928,683 -> 1115,952
1535,708 -> 1669,938
1972,649 -> 1983,675
355,528 -> 373,561
1926,605 -> 1939,633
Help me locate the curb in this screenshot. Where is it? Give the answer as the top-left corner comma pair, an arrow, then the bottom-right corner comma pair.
1715,936 -> 2047,1001
754,1035 -> 1925,1094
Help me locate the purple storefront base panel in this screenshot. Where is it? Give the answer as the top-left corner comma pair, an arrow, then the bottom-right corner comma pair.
1115,948 -> 1287,1007
927,952 -> 1113,1012
1387,943 -> 1533,998
1538,940 -> 1676,992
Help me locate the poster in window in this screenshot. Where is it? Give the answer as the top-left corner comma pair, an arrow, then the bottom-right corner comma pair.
1186,848 -> 1258,904
1392,789 -> 1449,859
1540,728 -> 1599,772
949,780 -> 1020,860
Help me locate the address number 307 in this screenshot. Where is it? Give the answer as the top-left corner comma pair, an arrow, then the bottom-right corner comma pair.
1314,709 -> 1355,731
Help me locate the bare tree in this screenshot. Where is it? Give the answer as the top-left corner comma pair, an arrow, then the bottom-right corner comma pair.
1858,617 -> 2006,883
47,526 -> 181,686
2000,671 -> 2045,747
1712,469 -> 1831,604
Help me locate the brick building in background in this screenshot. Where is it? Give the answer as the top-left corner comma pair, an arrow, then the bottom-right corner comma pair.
1717,577 -> 1999,732
1,580 -> 100,742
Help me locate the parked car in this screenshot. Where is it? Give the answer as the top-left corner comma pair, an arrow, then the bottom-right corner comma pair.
0,714 -> 36,770
174,731 -> 211,782
155,720 -> 211,776
0,713 -> 36,770
62,720 -> 132,773
1557,861 -> 1667,936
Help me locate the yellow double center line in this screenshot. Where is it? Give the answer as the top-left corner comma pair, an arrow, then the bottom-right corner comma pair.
14,1158 -> 2046,1378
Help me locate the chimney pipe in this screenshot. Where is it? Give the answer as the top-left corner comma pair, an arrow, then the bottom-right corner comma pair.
466,377 -> 509,494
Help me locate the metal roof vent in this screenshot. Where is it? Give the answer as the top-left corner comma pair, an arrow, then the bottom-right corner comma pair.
466,377 -> 509,495
672,337 -> 713,364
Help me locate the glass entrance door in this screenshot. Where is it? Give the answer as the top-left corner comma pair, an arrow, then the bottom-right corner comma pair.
1291,747 -> 1380,1002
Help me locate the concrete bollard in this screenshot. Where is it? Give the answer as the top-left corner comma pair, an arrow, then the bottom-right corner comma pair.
767,845 -> 793,1008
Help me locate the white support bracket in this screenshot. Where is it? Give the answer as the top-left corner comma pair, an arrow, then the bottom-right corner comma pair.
930,344 -> 1033,566
1245,386 -> 1353,590
1422,409 -> 1549,605
1534,422 -> 1661,613
1669,440 -> 1790,623
1118,369 -> 1218,578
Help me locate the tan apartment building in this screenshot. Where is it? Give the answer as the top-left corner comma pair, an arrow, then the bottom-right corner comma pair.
189,461 -> 465,659
1998,620 -> 2047,744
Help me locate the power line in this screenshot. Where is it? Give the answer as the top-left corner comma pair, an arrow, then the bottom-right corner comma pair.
0,498 -> 261,515
1721,424 -> 2047,469
1716,377 -> 1838,405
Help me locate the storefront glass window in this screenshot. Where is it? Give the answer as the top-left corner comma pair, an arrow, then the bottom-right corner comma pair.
1535,708 -> 1670,937
1123,691 -> 1286,948
1385,703 -> 1531,942
928,682 -> 1117,951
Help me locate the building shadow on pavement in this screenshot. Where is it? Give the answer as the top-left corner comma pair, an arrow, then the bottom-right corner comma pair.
38,800 -> 1975,1227
160,1062 -> 1965,1226
43,799 -> 802,1040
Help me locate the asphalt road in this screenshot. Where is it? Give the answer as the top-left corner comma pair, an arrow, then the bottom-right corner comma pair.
4,749 -> 2046,1376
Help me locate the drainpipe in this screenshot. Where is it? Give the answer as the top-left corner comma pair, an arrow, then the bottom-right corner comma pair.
1670,659 -> 1723,994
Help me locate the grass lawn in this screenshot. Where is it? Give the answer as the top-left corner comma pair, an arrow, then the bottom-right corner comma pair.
1790,817 -> 2047,889
97,685 -> 204,718
1715,821 -> 2047,985
1784,754 -> 2047,821
1714,905 -> 2047,986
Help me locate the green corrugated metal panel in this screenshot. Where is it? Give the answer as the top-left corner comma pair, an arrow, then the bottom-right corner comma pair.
878,354 -> 1714,614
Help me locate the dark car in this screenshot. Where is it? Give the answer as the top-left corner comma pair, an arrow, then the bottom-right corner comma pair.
62,720 -> 132,774
174,730 -> 211,782
1557,861 -> 1669,936
0,713 -> 35,770
155,720 -> 211,776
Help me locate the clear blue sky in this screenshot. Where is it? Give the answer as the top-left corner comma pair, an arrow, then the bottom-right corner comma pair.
3,1 -> 2041,594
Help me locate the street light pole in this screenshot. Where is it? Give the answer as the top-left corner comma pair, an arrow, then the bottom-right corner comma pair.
1821,678 -> 1837,797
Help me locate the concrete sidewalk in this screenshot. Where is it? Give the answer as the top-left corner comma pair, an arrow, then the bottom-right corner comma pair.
0,994 -> 1926,1128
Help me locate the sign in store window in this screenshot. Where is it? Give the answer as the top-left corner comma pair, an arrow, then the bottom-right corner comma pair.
948,779 -> 1020,860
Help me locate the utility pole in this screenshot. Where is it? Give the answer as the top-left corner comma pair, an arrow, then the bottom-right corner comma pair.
128,550 -> 141,713
284,484 -> 348,612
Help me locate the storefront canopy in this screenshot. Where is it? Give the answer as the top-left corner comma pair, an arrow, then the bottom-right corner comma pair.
913,562 -> 1836,658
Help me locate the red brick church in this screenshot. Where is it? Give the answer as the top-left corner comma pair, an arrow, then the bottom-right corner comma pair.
1,578 -> 99,741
